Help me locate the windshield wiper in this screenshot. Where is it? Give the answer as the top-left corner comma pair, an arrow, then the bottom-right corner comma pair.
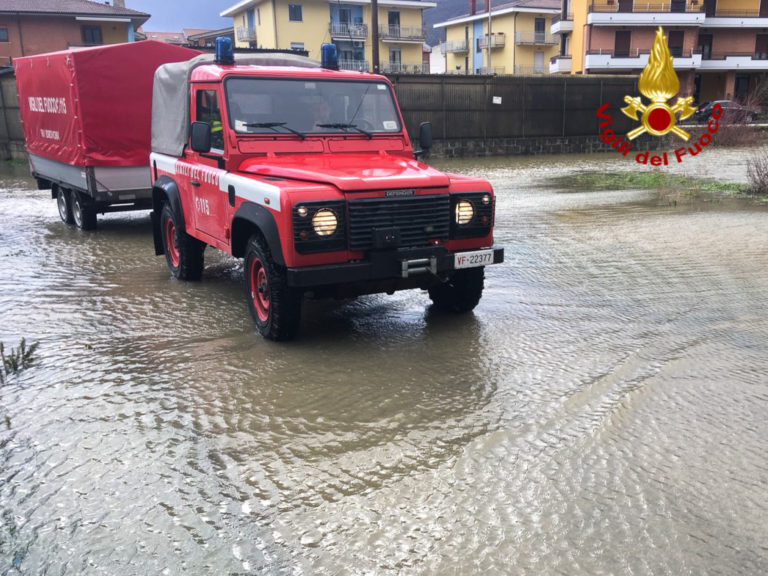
243,121 -> 305,140
316,123 -> 374,139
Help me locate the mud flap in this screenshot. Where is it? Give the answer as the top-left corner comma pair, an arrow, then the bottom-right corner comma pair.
151,209 -> 164,255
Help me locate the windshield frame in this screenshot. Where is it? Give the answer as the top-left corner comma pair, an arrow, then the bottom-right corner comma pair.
223,76 -> 403,137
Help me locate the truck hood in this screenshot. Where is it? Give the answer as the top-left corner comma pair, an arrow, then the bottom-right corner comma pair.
238,153 -> 450,192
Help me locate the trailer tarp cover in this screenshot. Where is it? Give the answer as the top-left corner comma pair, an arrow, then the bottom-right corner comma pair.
15,41 -> 200,167
151,52 -> 320,157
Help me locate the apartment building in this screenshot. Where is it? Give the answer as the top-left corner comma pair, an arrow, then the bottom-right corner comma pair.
221,0 -> 436,73
434,0 -> 561,76
551,0 -> 768,102
0,0 -> 149,64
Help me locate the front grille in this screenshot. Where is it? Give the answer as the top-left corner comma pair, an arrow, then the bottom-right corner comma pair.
348,195 -> 450,251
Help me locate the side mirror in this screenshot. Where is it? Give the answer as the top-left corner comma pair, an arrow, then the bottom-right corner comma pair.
414,121 -> 432,160
419,122 -> 433,150
190,121 -> 212,153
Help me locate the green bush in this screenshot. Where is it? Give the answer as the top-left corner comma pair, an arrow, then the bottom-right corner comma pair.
0,339 -> 39,385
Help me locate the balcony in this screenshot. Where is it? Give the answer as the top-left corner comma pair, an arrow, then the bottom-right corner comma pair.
478,33 -> 506,49
585,48 -> 701,69
441,40 -> 469,53
698,52 -> 768,70
703,10 -> 768,27
514,65 -> 547,74
339,59 -> 369,72
236,26 -> 257,42
549,55 -> 572,73
381,61 -> 429,74
379,25 -> 426,43
478,66 -> 505,75
587,2 -> 705,26
329,22 -> 368,40
515,31 -> 558,45
551,15 -> 574,35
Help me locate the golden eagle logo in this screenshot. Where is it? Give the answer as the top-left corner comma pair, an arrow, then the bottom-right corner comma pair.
621,27 -> 697,141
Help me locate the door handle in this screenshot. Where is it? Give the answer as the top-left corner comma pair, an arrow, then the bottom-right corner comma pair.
190,180 -> 200,187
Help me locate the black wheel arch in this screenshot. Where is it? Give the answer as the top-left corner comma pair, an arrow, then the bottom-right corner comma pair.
152,176 -> 185,256
231,202 -> 285,267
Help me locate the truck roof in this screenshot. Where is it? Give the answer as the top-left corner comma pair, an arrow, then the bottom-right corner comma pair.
190,64 -> 390,84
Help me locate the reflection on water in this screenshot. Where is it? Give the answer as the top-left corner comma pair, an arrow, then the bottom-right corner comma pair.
1,149 -> 767,575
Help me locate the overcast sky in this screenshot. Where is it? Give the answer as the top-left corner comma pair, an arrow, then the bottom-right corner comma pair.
125,1 -> 235,31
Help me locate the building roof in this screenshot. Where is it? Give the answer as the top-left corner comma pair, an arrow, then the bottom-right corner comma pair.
143,31 -> 187,45
183,29 -> 213,38
434,0 -> 559,27
186,28 -> 235,41
0,0 -> 149,25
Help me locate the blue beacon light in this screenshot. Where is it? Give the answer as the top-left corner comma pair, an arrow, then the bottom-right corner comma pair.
215,37 -> 235,65
321,43 -> 339,70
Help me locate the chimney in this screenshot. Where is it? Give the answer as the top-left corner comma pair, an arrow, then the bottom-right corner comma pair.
470,0 -> 476,14
114,0 -> 125,8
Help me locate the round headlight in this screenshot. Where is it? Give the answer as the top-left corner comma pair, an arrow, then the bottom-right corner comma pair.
312,209 -> 338,236
455,200 -> 474,225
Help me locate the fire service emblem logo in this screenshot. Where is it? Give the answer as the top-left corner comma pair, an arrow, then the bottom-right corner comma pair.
621,27 -> 697,141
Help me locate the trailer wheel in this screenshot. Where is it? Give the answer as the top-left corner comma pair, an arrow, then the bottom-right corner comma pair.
160,204 -> 205,280
428,267 -> 485,313
244,235 -> 302,341
56,187 -> 74,225
71,191 -> 97,230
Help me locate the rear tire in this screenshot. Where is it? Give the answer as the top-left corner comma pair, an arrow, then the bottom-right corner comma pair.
56,187 -> 74,225
72,191 -> 97,230
244,234 -> 302,341
428,267 -> 485,313
160,203 -> 205,280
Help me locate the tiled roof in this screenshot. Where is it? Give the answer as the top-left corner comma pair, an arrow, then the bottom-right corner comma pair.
0,0 -> 149,20
143,31 -> 187,44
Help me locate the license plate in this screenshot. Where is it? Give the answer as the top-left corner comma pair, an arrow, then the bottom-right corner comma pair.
454,249 -> 494,269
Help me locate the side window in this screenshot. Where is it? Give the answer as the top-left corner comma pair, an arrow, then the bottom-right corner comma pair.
196,90 -> 224,152
0,28 -> 8,43
289,4 -> 303,21
82,26 -> 102,45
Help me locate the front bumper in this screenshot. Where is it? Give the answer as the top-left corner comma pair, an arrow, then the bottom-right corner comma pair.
286,246 -> 504,288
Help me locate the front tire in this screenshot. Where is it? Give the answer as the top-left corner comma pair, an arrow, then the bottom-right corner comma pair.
72,191 -> 97,230
160,203 -> 205,280
428,267 -> 485,313
56,187 -> 74,224
244,235 -> 302,341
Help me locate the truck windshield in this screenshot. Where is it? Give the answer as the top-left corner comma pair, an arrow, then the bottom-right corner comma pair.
225,78 -> 402,136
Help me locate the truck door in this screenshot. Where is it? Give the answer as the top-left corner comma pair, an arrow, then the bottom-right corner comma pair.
186,87 -> 228,243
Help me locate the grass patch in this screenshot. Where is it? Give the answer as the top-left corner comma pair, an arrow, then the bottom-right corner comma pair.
548,171 -> 749,195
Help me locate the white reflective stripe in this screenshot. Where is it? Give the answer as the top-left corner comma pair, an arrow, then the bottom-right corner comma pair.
150,152 -> 177,175
151,152 -> 281,212
220,173 -> 281,213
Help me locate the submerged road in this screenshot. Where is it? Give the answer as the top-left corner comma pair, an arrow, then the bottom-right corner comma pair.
1,149 -> 767,574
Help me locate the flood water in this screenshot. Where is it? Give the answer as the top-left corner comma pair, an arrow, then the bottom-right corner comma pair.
1,149 -> 767,575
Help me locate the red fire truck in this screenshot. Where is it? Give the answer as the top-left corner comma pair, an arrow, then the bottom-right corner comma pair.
150,42 -> 503,340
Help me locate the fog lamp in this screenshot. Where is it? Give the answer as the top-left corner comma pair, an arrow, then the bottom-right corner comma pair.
312,209 -> 337,236
455,200 -> 474,225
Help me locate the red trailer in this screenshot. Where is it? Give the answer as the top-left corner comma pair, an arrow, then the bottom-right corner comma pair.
14,41 -> 199,229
